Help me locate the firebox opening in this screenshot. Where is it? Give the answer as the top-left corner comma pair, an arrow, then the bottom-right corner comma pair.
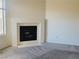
20,26 -> 37,42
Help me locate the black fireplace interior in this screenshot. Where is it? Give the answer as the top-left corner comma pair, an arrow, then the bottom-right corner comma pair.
20,26 -> 37,42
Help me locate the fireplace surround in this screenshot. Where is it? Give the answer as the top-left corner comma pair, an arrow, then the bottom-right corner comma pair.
11,19 -> 45,47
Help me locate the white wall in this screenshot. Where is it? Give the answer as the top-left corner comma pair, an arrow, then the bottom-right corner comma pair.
6,0 -> 45,46
0,35 -> 8,49
1,0 -> 79,49
46,0 -> 79,45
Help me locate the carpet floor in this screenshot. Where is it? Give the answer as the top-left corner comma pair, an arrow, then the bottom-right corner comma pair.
0,43 -> 79,59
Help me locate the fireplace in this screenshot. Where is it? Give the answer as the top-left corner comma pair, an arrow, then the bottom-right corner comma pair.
11,19 -> 45,47
20,26 -> 37,41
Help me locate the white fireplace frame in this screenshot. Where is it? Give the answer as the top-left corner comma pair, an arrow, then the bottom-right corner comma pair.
11,19 -> 45,47
17,23 -> 42,47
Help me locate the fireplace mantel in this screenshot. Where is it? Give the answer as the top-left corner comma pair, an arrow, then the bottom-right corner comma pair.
11,19 -> 45,47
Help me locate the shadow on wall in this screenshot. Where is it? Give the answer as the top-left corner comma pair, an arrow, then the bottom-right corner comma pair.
44,19 -> 48,43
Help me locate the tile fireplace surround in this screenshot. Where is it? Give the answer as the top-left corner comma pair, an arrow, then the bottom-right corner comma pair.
11,19 -> 45,47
